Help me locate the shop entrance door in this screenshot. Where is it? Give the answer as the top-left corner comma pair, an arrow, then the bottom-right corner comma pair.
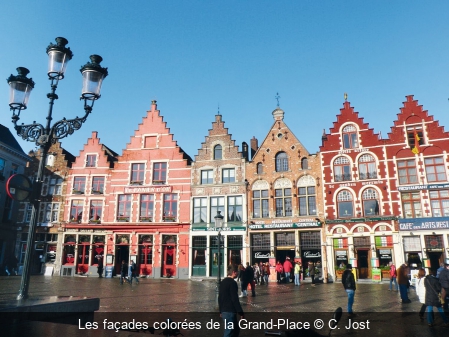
427,252 -> 442,270
115,245 -> 129,274
77,243 -> 90,274
162,245 -> 176,277
210,248 -> 224,277
357,249 -> 369,279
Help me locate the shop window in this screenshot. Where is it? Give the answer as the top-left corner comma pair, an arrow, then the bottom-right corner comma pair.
201,169 -> 213,184
276,232 -> 295,246
92,176 -> 105,194
193,197 -> 207,223
275,152 -> 288,172
131,163 -> 145,184
214,144 -> 222,160
73,176 -> 86,194
139,235 -> 153,265
227,236 -> 243,266
222,168 -> 235,183
252,233 -> 271,249
358,154 -> 377,180
192,236 -> 207,266
334,156 -> 351,182
152,162 -> 167,184
397,159 -> 418,185
117,195 -> 131,221
337,190 -> 354,218
70,200 -> 83,223
257,162 -> 263,174
403,236 -> 422,251
425,157 -> 446,182
429,190 -> 449,217
210,197 -> 225,224
139,194 -> 154,222
163,194 -> 177,222
342,124 -> 358,149
401,192 -> 422,218
275,188 -> 292,217
227,196 -> 243,222
362,188 -> 379,216
300,232 -> 321,249
252,189 -> 269,218
86,154 -> 97,167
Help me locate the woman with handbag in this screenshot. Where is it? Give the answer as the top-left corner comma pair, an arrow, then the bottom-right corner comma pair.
424,269 -> 449,327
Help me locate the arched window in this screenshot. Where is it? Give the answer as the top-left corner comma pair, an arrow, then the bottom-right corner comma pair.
301,157 -> 308,170
337,190 -> 353,218
214,144 -> 222,160
298,175 -> 316,216
342,124 -> 358,149
257,162 -> 263,174
275,152 -> 288,172
362,188 -> 379,216
334,156 -> 351,182
358,154 -> 377,180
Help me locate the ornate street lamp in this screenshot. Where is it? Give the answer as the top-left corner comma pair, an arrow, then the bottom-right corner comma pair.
7,37 -> 108,300
214,210 -> 224,308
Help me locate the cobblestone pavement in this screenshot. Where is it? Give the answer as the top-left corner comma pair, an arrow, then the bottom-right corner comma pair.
1,276 -> 448,336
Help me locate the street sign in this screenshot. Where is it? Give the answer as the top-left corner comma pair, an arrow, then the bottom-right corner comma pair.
6,174 -> 33,201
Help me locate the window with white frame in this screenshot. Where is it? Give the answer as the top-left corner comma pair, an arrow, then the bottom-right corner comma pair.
362,188 -> 379,216
210,197 -> 224,224
337,190 -> 354,218
86,154 -> 97,167
201,170 -> 213,184
222,168 -> 235,183
334,156 -> 351,182
342,124 -> 358,149
401,192 -> 422,218
275,152 -> 289,172
425,157 -> 446,183
227,196 -> 243,222
49,175 -> 63,195
43,202 -> 60,223
298,175 -> 316,216
275,188 -> 292,217
358,154 -> 377,180
70,200 -> 83,222
398,160 -> 418,185
429,190 -> 449,217
193,197 -> 207,223
24,203 -> 33,223
253,189 -> 269,218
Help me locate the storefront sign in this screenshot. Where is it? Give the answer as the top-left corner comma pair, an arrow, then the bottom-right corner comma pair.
336,251 -> 347,261
254,252 -> 270,259
378,249 -> 392,259
191,226 -> 246,232
249,221 -> 320,229
303,251 -> 321,258
327,216 -> 396,224
124,185 -> 173,194
398,183 -> 449,192
399,217 -> 449,231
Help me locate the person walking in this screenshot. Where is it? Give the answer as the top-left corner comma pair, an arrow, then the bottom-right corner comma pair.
97,257 -> 104,278
388,262 -> 398,291
283,257 -> 293,284
397,264 -> 411,303
438,262 -> 449,312
342,264 -> 356,316
263,263 -> 270,285
424,269 -> 449,327
254,263 -> 260,285
308,262 -> 316,287
245,262 -> 256,297
275,261 -> 283,283
294,261 -> 301,286
128,259 -> 139,284
120,260 -> 129,285
237,264 -> 247,297
219,265 -> 244,337
416,268 -> 429,320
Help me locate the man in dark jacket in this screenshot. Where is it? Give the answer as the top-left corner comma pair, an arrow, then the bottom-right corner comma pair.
438,263 -> 449,312
342,264 -> 356,316
245,262 -> 256,297
424,269 -> 449,327
219,265 -> 244,337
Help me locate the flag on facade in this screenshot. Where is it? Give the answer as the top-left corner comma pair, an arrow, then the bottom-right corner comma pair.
411,129 -> 420,154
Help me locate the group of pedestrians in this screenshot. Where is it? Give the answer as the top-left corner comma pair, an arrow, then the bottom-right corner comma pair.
120,259 -> 139,285
237,262 -> 256,297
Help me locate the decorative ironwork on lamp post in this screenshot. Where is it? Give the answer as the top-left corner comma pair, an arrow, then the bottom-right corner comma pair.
214,210 -> 224,308
7,37 -> 108,300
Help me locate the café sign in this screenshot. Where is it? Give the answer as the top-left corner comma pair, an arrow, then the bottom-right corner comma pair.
399,217 -> 449,231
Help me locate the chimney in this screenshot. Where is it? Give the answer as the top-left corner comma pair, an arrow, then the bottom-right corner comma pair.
250,136 -> 258,160
321,129 -> 328,146
242,142 -> 249,161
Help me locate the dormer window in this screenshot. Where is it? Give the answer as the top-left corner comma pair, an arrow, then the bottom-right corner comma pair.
342,124 -> 358,149
86,155 -> 97,167
406,126 -> 424,149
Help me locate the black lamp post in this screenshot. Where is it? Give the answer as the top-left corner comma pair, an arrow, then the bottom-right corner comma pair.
7,37 -> 108,300
214,210 -> 224,308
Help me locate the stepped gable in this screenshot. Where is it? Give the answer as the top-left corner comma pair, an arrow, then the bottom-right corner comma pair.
320,100 -> 381,152
71,131 -> 118,169
194,114 -> 243,161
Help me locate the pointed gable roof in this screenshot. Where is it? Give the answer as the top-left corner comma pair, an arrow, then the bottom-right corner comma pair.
0,123 -> 29,160
71,131 -> 118,168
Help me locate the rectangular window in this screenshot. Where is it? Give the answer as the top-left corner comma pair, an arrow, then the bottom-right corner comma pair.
298,186 -> 316,216
222,168 -> 235,183
153,162 -> 167,184
210,197 -> 225,224
86,155 -> 97,167
425,157 -> 446,183
227,196 -> 243,222
252,190 -> 269,218
407,128 -> 424,149
402,192 -> 422,218
92,176 -> 105,194
163,194 -> 177,221
398,160 -> 418,185
24,203 -> 33,223
429,190 -> 449,217
201,170 -> 213,184
252,233 -> 271,249
275,188 -> 292,217
117,195 -> 132,221
89,200 -> 102,222
70,200 -> 83,222
192,236 -> 207,267
2,197 -> 13,222
139,194 -> 154,222
73,177 -> 86,194
0,157 -> 5,178
334,165 -> 351,182
193,197 -> 207,223
49,175 -> 63,195
131,163 -> 145,184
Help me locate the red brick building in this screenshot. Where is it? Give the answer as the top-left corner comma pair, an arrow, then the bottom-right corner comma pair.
320,99 -> 397,281
60,101 -> 192,278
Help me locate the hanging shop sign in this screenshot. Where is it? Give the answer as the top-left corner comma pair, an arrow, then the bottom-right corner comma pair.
336,250 -> 347,261
249,219 -> 321,229
399,217 -> 449,231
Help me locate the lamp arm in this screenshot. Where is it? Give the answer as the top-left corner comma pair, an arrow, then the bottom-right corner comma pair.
50,105 -> 92,142
13,120 -> 45,145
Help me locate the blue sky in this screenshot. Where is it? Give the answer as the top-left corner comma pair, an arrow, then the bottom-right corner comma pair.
1,1 -> 449,158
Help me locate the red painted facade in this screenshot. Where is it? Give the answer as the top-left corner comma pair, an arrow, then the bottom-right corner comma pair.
60,101 -> 192,278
